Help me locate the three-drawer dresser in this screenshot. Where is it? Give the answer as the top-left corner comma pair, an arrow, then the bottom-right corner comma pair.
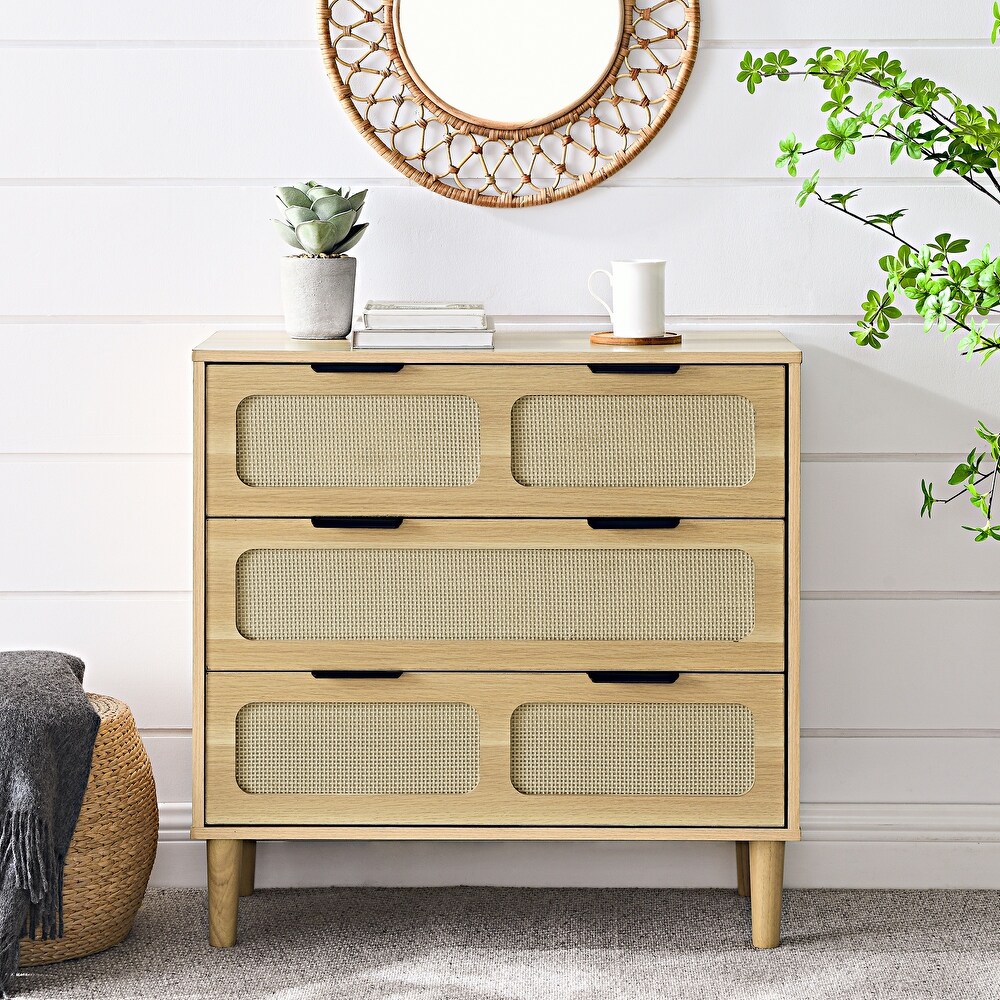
192,328 -> 801,949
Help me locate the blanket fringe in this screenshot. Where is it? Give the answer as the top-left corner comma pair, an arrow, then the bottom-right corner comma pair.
0,809 -> 62,941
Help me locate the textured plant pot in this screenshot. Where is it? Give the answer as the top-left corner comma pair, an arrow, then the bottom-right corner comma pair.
280,254 -> 357,340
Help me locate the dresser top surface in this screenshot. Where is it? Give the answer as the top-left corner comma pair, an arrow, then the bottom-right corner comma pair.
194,326 -> 801,364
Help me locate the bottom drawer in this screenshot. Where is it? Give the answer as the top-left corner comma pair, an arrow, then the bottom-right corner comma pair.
205,672 -> 785,828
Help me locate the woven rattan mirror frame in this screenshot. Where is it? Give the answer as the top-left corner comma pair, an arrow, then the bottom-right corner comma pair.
318,0 -> 700,208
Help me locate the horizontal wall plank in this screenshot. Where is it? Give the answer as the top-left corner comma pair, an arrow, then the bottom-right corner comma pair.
0,460 -> 190,591
803,460 -> 1000,593
1,48 -> 993,181
0,457 -> 992,593
143,734 -> 194,803
791,323 -> 1000,455
0,596 -> 191,728
4,595 -> 996,734
151,837 -> 1000,889
2,320 -> 995,457
802,737 -> 1000,804
802,601 -> 1000,731
0,185 -> 992,317
144,735 -> 1000,838
2,1 -> 987,43
0,325 -> 200,453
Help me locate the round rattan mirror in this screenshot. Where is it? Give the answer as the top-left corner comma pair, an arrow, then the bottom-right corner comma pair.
319,0 -> 700,208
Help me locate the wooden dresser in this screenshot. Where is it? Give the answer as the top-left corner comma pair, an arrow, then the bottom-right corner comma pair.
192,328 -> 801,949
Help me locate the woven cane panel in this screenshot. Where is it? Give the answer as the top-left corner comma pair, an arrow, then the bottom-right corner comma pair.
235,547 -> 755,642
235,702 -> 479,794
235,394 -> 480,487
511,394 -> 756,488
510,703 -> 754,796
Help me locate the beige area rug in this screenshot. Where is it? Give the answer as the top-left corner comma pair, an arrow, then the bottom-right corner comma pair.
13,887 -> 1000,999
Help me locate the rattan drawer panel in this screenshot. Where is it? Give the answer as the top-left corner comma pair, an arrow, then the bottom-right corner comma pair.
512,393 -> 755,488
206,364 -> 785,517
235,393 -> 480,488
235,702 -> 479,795
206,518 -> 785,672
511,702 -> 754,796
205,672 -> 785,827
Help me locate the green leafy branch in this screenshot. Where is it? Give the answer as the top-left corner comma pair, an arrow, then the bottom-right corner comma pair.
738,15 -> 1000,540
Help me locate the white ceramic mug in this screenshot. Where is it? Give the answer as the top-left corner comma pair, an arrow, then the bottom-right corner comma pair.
588,259 -> 666,338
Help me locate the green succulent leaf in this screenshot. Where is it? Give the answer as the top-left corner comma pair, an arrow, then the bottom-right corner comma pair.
272,220 -> 303,251
276,186 -> 311,210
347,189 -> 368,211
295,212 -> 354,255
306,186 -> 338,203
285,206 -> 318,226
312,195 -> 353,221
334,223 -> 369,255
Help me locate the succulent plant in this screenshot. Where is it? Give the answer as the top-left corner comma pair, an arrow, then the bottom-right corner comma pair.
272,181 -> 369,257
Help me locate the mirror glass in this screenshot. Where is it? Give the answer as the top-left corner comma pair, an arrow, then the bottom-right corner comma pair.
394,0 -> 626,128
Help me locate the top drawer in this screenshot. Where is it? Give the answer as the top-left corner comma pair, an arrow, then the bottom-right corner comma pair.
205,364 -> 786,517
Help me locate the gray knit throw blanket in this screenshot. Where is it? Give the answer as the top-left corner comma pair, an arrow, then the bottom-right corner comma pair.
0,651 -> 99,997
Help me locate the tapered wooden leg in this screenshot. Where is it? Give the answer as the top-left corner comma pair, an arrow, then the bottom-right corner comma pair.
239,841 -> 257,898
735,841 -> 751,898
749,841 -> 785,948
207,839 -> 242,947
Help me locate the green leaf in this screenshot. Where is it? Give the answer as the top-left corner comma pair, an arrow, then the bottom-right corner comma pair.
276,186 -> 311,209
333,222 -> 369,255
272,219 -> 303,251
796,170 -> 820,208
312,194 -> 353,221
295,214 -> 354,255
284,206 -> 318,226
920,480 -> 936,519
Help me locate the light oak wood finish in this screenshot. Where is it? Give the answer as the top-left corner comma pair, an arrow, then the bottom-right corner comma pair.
786,363 -> 801,837
192,824 -> 800,843
192,363 -> 206,830
192,329 -> 802,950
239,840 -> 256,898
749,841 -> 785,948
205,518 -> 785,672
736,841 -> 751,898
205,671 -> 785,828
193,328 -> 803,366
206,839 -> 242,947
205,362 -> 786,518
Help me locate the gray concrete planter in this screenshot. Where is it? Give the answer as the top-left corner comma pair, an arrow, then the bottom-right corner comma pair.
280,255 -> 357,340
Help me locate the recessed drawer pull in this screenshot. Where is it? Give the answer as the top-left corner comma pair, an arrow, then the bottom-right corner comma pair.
587,363 -> 680,375
310,362 -> 405,373
310,516 -> 404,529
587,517 -> 680,530
310,670 -> 403,680
587,671 -> 681,685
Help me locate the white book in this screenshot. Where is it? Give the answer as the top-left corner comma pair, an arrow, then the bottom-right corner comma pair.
351,324 -> 495,350
362,300 -> 488,330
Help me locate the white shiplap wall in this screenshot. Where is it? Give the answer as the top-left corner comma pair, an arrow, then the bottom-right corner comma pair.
2,1 -> 999,888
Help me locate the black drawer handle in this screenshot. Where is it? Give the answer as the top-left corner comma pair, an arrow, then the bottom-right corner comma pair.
310,362 -> 404,373
588,671 -> 680,685
311,670 -> 403,680
587,363 -> 680,375
310,516 -> 404,529
587,517 -> 680,530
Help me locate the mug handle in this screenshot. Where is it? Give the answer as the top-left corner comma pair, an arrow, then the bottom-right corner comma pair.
587,269 -> 614,318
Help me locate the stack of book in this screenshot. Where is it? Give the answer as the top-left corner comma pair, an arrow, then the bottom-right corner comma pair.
352,301 -> 495,349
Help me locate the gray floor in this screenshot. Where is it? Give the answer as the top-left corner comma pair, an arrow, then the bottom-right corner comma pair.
12,887 -> 1000,999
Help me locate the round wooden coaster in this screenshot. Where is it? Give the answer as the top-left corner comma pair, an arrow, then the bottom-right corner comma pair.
590,332 -> 682,346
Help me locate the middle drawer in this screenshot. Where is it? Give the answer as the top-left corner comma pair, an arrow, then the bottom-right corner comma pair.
206,518 -> 785,672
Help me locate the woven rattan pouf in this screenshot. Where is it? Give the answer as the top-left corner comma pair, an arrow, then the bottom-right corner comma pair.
19,694 -> 158,966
